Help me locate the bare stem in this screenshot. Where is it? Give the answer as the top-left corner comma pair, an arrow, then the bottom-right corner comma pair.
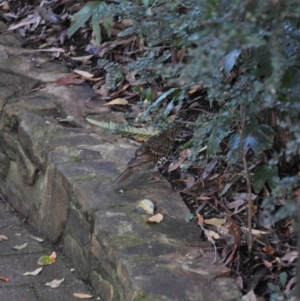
239,104 -> 253,255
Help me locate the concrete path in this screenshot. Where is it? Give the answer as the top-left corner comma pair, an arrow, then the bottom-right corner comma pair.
0,199 -> 96,301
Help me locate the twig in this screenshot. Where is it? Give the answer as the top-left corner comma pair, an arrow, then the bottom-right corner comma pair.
239,104 -> 253,255
0,194 -> 15,212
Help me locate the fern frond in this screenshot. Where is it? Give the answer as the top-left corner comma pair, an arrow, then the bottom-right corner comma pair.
85,118 -> 158,141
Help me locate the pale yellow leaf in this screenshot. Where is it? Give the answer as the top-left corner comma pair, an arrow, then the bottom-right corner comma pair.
73,70 -> 94,78
23,267 -> 43,276
105,98 -> 128,106
45,277 -> 65,288
12,242 -> 27,250
136,199 -> 154,215
31,235 -> 44,242
204,218 -> 226,226
147,213 -> 163,223
241,227 -> 269,235
73,292 -> 93,299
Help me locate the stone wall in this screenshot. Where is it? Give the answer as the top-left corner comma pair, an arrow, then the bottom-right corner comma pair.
0,31 -> 241,301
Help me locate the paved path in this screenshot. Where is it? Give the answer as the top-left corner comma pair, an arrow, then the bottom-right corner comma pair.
0,199 -> 96,301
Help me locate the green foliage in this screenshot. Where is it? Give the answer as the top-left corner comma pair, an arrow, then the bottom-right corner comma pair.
69,0 -> 300,222
252,165 -> 279,194
268,272 -> 292,301
228,124 -> 275,162
68,1 -> 113,44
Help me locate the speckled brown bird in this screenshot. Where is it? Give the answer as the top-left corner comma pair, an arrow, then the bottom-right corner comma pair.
113,128 -> 177,185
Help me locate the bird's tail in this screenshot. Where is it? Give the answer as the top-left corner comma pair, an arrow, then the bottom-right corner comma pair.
113,170 -> 133,185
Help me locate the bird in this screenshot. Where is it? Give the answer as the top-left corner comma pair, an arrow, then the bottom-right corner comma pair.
113,128 -> 177,185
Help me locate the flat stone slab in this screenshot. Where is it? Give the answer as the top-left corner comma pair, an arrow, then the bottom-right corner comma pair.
0,30 -> 241,300
0,201 -> 94,300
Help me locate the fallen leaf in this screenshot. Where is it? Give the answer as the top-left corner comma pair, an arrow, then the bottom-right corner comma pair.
38,252 -> 56,265
168,149 -> 189,172
205,229 -> 220,240
136,199 -> 154,215
241,227 -> 269,236
73,70 -> 94,78
204,217 -> 226,226
241,290 -> 258,301
55,74 -> 84,86
23,267 -> 43,276
73,293 -> 93,299
197,214 -> 204,225
45,277 -> 65,288
31,235 -> 44,242
262,245 -> 275,255
285,276 -> 296,293
235,275 -> 243,290
12,242 -> 27,250
105,98 -> 128,105
147,213 -> 163,223
0,234 -> 8,241
0,276 -> 9,282
280,250 -> 298,266
262,259 -> 273,269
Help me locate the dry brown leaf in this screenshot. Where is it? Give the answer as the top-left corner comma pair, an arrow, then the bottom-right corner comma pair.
262,259 -> 273,269
262,245 -> 275,255
0,234 -> 8,241
147,213 -> 163,223
8,15 -> 41,31
280,250 -> 298,265
285,276 -> 296,293
55,74 -> 84,86
197,214 -> 204,225
168,149 -> 189,172
0,1 -> 10,10
73,293 -> 93,299
121,19 -> 133,26
188,85 -> 201,94
177,47 -> 186,63
185,173 -> 195,189
106,98 -> 128,106
0,276 -> 9,282
49,252 -> 57,260
226,199 -> 245,210
235,275 -> 244,290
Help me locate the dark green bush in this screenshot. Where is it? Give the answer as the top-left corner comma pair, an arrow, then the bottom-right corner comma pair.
69,0 -> 300,222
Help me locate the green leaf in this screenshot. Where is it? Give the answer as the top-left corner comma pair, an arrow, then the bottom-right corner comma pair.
252,165 -> 279,193
164,99 -> 174,116
68,1 -> 102,38
146,7 -> 152,15
224,49 -> 241,76
279,272 -> 287,289
267,282 -> 281,293
207,119 -> 232,155
92,11 -> 101,44
103,18 -> 113,37
142,0 -> 149,6
140,88 -> 179,119
227,124 -> 275,162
